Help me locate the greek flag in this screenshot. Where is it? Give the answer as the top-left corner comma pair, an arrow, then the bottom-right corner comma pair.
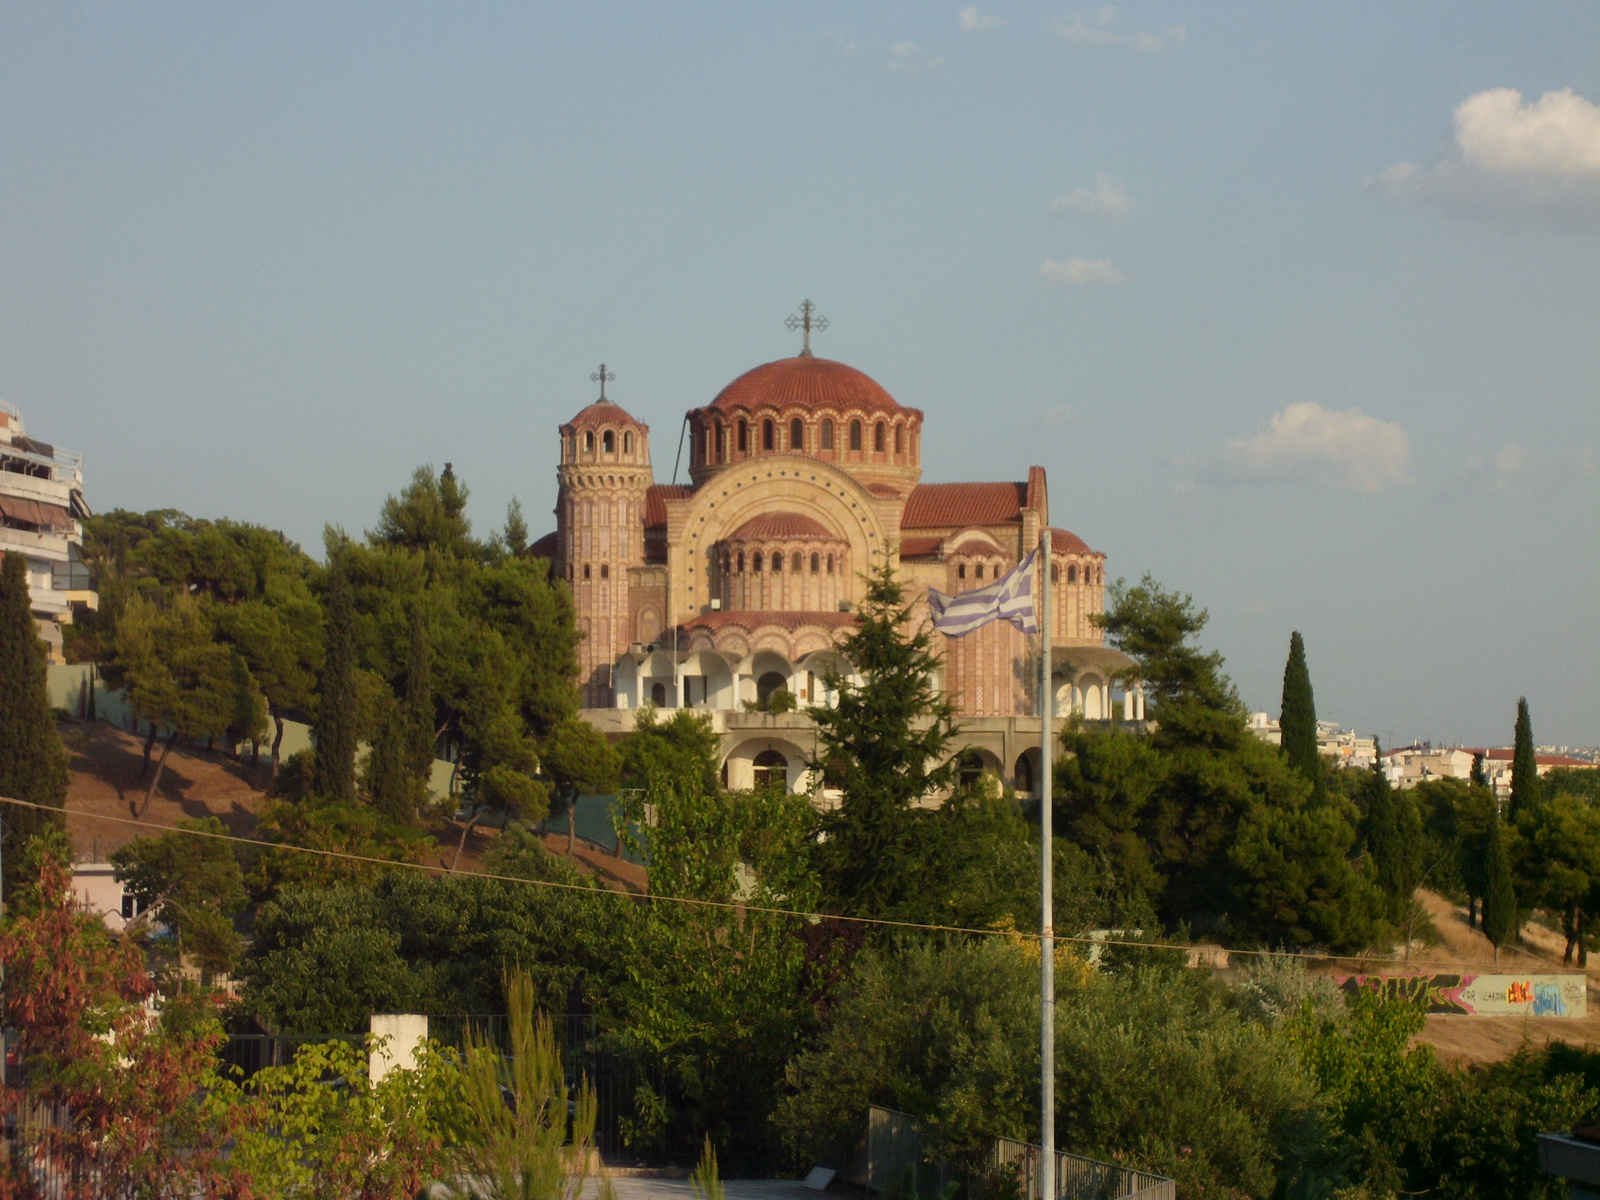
927,548 -> 1040,637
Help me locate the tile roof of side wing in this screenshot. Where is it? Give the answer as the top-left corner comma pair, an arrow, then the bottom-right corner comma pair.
901,481 -> 1029,529
643,484 -> 693,527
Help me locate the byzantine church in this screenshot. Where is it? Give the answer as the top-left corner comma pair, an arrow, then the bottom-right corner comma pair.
535,307 -> 1139,797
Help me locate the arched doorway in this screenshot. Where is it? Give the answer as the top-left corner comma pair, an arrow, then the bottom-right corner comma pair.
651,682 -> 668,707
957,749 -> 987,790
756,671 -> 788,705
1013,752 -> 1035,795
752,749 -> 788,791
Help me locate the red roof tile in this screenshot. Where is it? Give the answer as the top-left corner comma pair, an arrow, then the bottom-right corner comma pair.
528,531 -> 558,558
710,357 -> 906,416
643,484 -> 692,527
681,610 -> 859,634
902,482 -> 1027,529
897,535 -> 943,558
563,398 -> 643,429
727,512 -> 839,541
1049,527 -> 1094,556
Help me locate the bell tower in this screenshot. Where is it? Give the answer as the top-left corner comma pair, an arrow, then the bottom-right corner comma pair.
556,365 -> 653,707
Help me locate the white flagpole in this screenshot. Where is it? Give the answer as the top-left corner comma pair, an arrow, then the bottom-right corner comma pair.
1038,528 -> 1054,1200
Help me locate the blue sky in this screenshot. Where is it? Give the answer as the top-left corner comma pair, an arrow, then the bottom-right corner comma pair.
3,3 -> 1596,746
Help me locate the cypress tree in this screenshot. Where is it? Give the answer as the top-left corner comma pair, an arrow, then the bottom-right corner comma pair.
402,618 -> 435,786
1481,809 -> 1517,962
1509,696 -> 1540,820
1280,631 -> 1323,799
0,551 -> 69,895
1470,751 -> 1488,789
312,547 -> 358,804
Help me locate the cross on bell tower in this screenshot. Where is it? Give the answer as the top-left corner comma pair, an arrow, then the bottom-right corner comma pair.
591,363 -> 616,401
786,300 -> 829,357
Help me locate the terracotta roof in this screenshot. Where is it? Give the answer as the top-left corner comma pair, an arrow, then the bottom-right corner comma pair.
1049,527 -> 1093,556
564,398 -> 643,429
1026,465 -> 1047,516
902,482 -> 1027,529
898,536 -> 943,558
727,512 -> 839,541
528,531 -> 558,558
680,610 -> 859,634
951,538 -> 1004,557
643,484 -> 692,527
710,357 -> 905,416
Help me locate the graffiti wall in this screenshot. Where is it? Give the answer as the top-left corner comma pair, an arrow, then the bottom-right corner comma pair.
1333,973 -> 1587,1017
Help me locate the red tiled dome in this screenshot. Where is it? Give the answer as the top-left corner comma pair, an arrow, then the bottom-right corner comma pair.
727,512 -> 839,541
1049,527 -> 1093,555
710,357 -> 904,416
564,398 -> 642,429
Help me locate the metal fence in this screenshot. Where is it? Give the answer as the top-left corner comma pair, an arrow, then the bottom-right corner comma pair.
992,1136 -> 1175,1200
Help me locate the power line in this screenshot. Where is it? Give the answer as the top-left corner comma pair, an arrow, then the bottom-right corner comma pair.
5,794 -> 1551,972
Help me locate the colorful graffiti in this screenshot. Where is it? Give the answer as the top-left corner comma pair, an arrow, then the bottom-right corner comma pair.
1333,973 -> 1586,1017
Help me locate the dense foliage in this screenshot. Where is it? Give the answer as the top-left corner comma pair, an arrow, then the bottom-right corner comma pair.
0,550 -> 68,896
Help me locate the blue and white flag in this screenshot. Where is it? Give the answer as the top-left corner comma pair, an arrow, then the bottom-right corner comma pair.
927,548 -> 1040,637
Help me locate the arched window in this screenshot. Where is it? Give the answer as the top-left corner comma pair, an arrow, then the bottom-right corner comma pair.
752,552 -> 763,572
792,552 -> 803,572
603,430 -> 615,453
722,553 -> 731,574
790,418 -> 804,449
849,420 -> 862,451
584,431 -> 595,453
738,420 -> 749,452
651,682 -> 667,707
874,422 -> 885,452
566,433 -> 576,460
737,551 -> 745,572
772,552 -> 782,573
976,565 -> 985,580
821,419 -> 834,450
1014,753 -> 1035,795
810,552 -> 820,573
957,750 -> 987,790
699,429 -> 708,461
1051,564 -> 1060,582
583,563 -> 592,580
826,553 -> 835,574
624,431 -> 634,454
752,747 -> 788,790
716,423 -> 725,461
1068,565 -> 1077,583
958,564 -> 966,580
600,564 -> 609,580
763,419 -> 775,451
894,425 -> 903,454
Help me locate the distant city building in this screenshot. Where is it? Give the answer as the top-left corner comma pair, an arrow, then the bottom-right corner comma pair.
1245,713 -> 1377,770
1378,744 -> 1596,795
0,401 -> 96,662
70,861 -> 147,932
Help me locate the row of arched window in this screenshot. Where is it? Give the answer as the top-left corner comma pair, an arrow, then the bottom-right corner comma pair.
952,561 -> 1103,584
722,550 -> 836,575
565,428 -> 638,461
696,415 -> 915,465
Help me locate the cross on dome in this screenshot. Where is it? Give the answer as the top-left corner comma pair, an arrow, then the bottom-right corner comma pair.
591,363 -> 616,401
785,300 -> 828,357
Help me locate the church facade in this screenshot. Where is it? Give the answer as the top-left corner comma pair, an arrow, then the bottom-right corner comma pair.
536,322 -> 1137,796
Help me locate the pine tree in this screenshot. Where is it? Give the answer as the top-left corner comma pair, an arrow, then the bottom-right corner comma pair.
1509,696 -> 1540,820
402,617 -> 435,786
503,498 -> 529,557
1280,631 -> 1324,800
312,545 -> 359,804
810,559 -> 959,916
0,551 -> 69,895
1481,808 -> 1517,962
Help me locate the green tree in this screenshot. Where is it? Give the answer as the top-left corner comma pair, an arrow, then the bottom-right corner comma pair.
370,463 -> 475,559
1510,696 -> 1541,820
314,541 -> 360,804
1279,631 -> 1323,800
1469,751 -> 1488,789
1523,795 -> 1600,965
1481,808 -> 1517,961
809,559 -> 959,917
111,816 -> 249,976
226,650 -> 268,760
541,717 -> 621,856
502,496 -> 530,557
1363,767 -> 1425,923
0,551 -> 69,895
1055,722 -> 1166,904
620,705 -> 722,796
114,592 -> 235,815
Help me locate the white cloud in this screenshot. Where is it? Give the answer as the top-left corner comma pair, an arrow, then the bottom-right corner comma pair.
1444,443 -> 1596,499
1049,175 -> 1135,219
960,7 -> 1007,32
1218,403 -> 1411,493
1376,88 -> 1600,231
888,41 -> 944,72
1052,8 -> 1185,53
1039,257 -> 1125,285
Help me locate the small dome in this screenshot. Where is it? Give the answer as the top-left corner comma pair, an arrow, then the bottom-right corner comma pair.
564,398 -> 643,429
711,357 -> 904,416
1049,527 -> 1093,556
727,512 -> 839,541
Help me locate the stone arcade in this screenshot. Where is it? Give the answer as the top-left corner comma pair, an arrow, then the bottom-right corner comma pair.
535,319 -> 1140,797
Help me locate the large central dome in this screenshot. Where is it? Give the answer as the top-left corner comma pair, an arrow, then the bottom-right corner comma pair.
710,356 -> 904,416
